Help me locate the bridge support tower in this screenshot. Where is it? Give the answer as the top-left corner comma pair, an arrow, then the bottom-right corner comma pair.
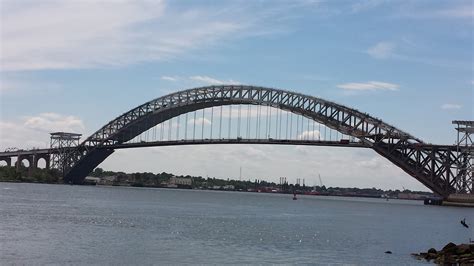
50,132 -> 82,177
453,121 -> 474,194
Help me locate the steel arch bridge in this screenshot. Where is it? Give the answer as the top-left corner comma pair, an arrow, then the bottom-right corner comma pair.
1,85 -> 471,198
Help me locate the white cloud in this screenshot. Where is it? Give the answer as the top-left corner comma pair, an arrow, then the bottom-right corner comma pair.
189,75 -> 240,85
228,146 -> 268,161
161,76 -> 179,82
297,130 -> 321,140
23,112 -> 85,133
337,81 -> 399,91
159,75 -> 241,85
441,103 -> 462,110
0,113 -> 85,149
357,157 -> 384,169
1,1 -> 319,72
367,42 -> 396,59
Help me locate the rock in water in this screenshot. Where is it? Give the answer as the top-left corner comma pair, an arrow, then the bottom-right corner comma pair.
427,248 -> 437,254
442,242 -> 457,252
442,242 -> 456,251
413,243 -> 474,264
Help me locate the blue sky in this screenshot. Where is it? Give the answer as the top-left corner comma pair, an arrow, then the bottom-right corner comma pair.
0,0 -> 473,190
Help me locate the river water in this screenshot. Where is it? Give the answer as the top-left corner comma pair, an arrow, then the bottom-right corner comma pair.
0,183 -> 472,265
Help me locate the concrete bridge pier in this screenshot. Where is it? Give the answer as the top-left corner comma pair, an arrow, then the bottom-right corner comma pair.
16,155 -> 34,175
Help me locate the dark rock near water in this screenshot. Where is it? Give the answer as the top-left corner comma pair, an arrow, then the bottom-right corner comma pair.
442,242 -> 457,252
413,243 -> 474,264
427,248 -> 437,254
456,244 -> 470,255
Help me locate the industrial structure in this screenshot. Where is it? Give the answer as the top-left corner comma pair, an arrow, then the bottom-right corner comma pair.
0,85 -> 472,199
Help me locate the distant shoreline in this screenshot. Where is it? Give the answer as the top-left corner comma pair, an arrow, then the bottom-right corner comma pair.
0,180 -> 429,201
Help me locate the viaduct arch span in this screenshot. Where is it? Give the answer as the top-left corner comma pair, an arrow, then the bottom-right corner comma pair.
59,85 -> 470,198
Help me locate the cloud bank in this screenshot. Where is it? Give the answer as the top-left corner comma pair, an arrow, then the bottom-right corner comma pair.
337,81 -> 399,91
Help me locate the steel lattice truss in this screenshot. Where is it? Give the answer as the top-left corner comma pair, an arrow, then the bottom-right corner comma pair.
50,132 -> 82,175
63,85 -> 471,197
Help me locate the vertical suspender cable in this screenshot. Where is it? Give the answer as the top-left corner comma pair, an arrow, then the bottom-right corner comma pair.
290,112 -> 293,139
296,113 -> 300,139
193,111 -> 196,140
185,112 -> 188,140
145,117 -> 149,142
176,114 -> 180,140
318,122 -> 321,141
201,108 -> 205,140
275,106 -> 278,138
228,105 -> 232,139
256,105 -> 260,138
278,108 -> 282,139
265,105 -> 269,138
300,115 -> 304,140
268,105 -> 272,138
160,114 -> 164,141
247,105 -> 250,139
168,117 -> 172,141
238,105 -> 241,138
324,124 -> 327,141
297,114 -> 299,139
329,125 -> 332,141
210,107 -> 214,139
219,106 -> 223,139
307,117 -> 310,140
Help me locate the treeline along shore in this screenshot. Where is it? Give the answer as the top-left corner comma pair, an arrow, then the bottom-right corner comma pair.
0,166 -> 434,200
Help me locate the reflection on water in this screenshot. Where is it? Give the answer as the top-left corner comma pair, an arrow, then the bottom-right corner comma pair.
0,183 -> 472,264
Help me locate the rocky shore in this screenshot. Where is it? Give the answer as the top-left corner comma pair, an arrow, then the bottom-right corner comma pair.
412,243 -> 474,264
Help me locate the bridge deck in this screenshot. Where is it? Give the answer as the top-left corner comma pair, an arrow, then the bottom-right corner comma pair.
1,139 -> 463,157
0,149 -> 52,157
105,139 -> 368,149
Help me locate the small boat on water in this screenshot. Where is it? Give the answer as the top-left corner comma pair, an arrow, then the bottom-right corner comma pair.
293,192 -> 297,200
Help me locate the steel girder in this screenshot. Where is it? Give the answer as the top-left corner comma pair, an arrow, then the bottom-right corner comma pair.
63,85 -> 463,196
